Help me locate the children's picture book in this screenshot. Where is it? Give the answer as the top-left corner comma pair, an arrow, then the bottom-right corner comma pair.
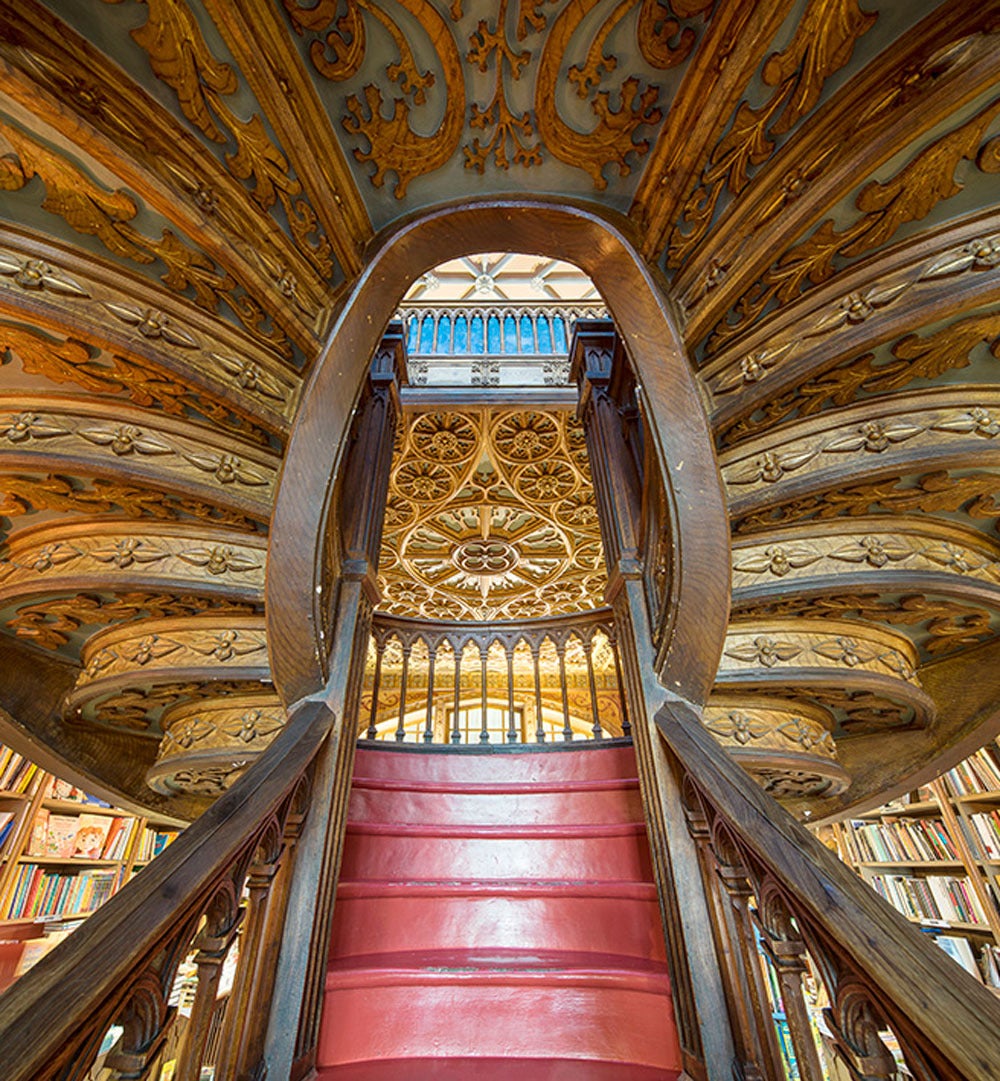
46,815 -> 81,859
72,815 -> 112,860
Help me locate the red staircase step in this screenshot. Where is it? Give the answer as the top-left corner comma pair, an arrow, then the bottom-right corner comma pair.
319,744 -> 682,1077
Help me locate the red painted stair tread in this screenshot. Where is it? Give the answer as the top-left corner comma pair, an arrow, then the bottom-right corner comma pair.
319,744 -> 682,1077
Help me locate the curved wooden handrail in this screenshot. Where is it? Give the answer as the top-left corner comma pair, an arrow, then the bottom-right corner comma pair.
0,698 -> 333,1081
656,697 -> 1000,1081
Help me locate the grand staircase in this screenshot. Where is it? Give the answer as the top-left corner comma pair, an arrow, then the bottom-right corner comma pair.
316,742 -> 682,1079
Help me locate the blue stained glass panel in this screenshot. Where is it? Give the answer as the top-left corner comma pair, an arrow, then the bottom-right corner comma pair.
553,316 -> 568,353
503,314 -> 517,353
453,315 -> 468,352
406,318 -> 419,354
470,315 -> 484,352
418,316 -> 434,353
436,314 -> 451,353
487,314 -> 501,353
519,315 -> 535,353
536,317 -> 552,353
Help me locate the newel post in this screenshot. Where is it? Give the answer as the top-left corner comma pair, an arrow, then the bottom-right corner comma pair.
265,326 -> 406,1081
572,320 -> 733,1080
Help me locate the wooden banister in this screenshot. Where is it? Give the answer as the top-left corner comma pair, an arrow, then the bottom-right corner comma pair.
0,698 -> 334,1081
656,697 -> 1000,1081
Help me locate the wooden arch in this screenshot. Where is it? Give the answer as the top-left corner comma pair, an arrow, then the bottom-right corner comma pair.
267,198 -> 730,708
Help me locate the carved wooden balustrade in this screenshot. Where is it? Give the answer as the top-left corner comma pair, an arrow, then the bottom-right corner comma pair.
361,608 -> 630,745
656,698 -> 1000,1081
0,699 -> 334,1081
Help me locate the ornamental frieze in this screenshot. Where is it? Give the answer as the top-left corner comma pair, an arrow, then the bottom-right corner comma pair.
0,236 -> 300,429
702,696 -> 850,799
0,397 -> 279,514
703,216 -> 1000,423
0,520 -> 266,606
719,618 -> 920,684
68,616 -> 271,724
147,694 -> 286,796
722,387 -> 1000,511
731,518 -> 1000,603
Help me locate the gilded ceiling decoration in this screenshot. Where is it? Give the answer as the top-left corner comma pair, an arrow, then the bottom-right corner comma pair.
0,0 -> 996,812
378,408 -> 605,621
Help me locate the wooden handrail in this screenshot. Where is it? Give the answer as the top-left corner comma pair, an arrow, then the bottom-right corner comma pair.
0,698 -> 334,1081
657,697 -> 1000,1081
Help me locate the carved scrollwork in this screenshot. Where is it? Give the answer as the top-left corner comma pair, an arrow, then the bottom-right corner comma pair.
0,118 -> 292,356
716,309 -> 1000,449
665,0 -> 875,271
703,96 -> 1000,356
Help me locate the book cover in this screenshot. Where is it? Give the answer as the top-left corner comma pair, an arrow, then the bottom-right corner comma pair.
45,815 -> 81,859
73,814 -> 112,860
27,809 -> 49,858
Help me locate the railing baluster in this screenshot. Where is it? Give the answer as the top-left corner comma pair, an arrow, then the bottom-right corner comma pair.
395,642 -> 412,742
531,644 -> 545,743
451,646 -> 463,744
557,641 -> 572,741
479,644 -> 490,743
423,644 -> 437,744
366,636 -> 385,740
610,629 -> 630,737
583,636 -> 603,740
755,887 -> 825,1081
506,645 -> 517,743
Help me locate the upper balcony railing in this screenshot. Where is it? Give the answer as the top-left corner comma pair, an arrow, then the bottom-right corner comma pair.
360,608 -> 629,746
398,302 -> 607,387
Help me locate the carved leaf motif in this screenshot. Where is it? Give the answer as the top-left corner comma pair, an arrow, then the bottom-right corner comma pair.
727,446 -> 818,485
823,420 -> 925,454
733,545 -> 820,576
226,113 -> 298,211
812,636 -> 877,666
89,539 -> 170,568
666,0 -> 873,268
78,426 -> 174,456
129,0 -> 238,143
725,636 -> 802,667
705,95 -> 1000,356
0,254 -> 89,296
210,354 -> 289,403
828,536 -> 912,567
177,546 -> 261,574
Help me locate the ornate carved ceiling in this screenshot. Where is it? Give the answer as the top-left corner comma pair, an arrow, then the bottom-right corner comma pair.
379,408 -> 605,621
0,0 -> 996,814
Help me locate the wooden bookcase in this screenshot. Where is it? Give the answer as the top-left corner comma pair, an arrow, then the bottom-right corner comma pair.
0,742 -> 182,987
828,738 -> 1000,990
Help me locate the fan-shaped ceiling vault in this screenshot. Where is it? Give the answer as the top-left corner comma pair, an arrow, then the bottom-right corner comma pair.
0,0 -> 998,820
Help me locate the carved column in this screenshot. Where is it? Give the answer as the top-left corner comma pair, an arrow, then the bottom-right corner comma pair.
265,327 -> 406,1080
572,320 -> 733,1080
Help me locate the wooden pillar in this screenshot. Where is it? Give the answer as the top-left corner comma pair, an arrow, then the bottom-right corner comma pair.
265,327 -> 406,1081
572,320 -> 733,1080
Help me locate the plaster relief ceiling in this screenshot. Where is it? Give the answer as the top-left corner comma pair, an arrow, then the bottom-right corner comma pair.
403,253 -> 601,303
379,408 -> 605,621
0,0 -> 994,813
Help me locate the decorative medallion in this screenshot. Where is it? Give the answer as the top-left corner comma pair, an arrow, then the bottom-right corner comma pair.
379,408 -> 605,620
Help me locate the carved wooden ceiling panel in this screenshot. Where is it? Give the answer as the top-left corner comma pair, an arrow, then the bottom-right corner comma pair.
379,408 -> 605,621
0,0 -> 996,812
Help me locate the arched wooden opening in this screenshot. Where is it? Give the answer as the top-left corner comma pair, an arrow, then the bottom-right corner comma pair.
268,198 -> 729,709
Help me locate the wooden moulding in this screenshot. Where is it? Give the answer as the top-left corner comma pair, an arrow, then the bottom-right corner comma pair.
267,198 -> 730,711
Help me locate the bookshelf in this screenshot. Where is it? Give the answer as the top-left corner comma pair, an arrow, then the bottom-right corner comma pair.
0,742 -> 183,989
829,738 -> 1000,991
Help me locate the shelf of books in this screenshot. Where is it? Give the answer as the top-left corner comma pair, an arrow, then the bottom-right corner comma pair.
0,742 -> 183,992
829,737 -> 1000,994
